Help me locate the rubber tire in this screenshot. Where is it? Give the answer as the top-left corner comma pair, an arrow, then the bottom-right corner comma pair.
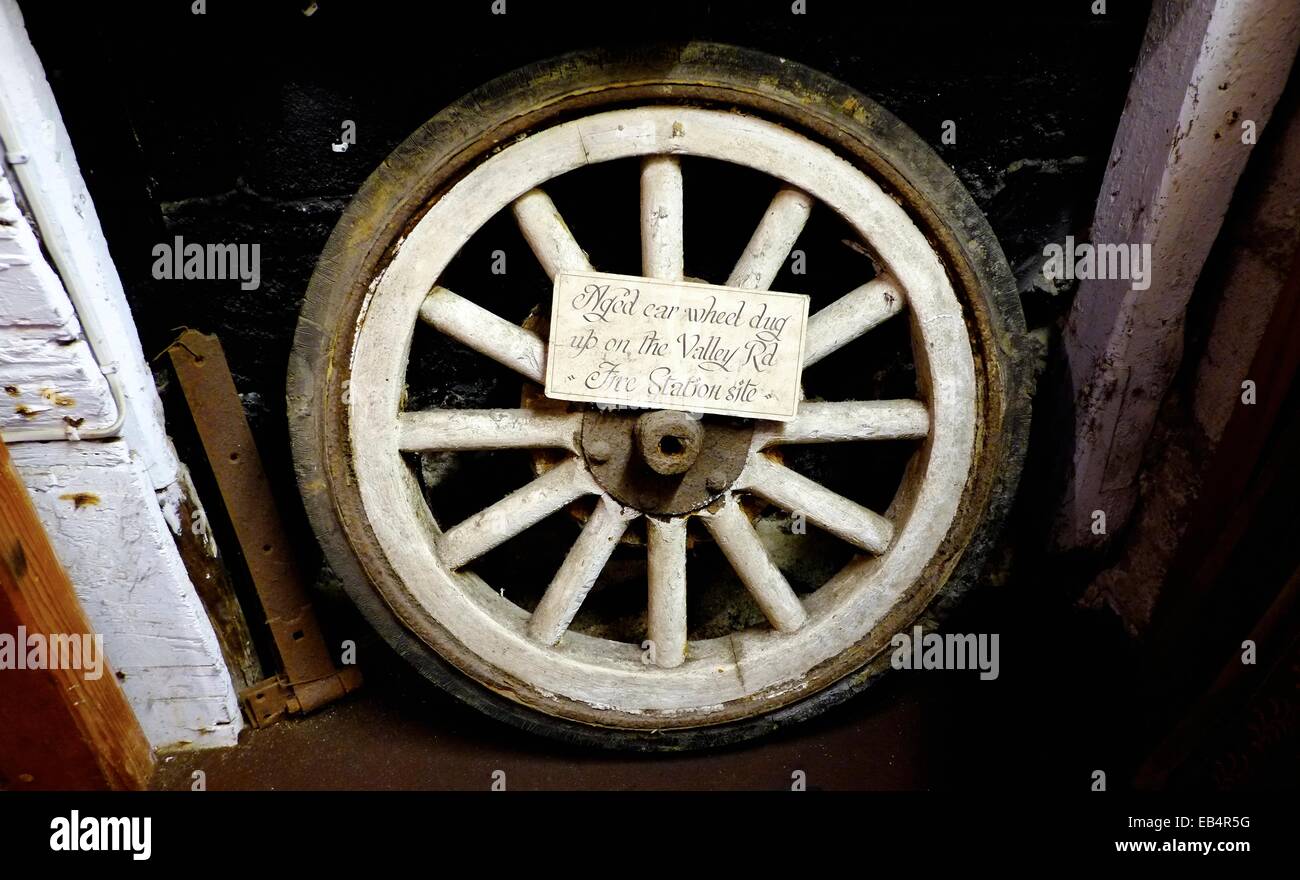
288,42 -> 1033,751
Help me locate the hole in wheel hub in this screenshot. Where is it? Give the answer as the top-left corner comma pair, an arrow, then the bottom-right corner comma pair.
635,410 -> 703,475
582,408 -> 754,515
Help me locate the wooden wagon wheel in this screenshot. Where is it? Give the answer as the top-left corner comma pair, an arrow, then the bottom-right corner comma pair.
289,44 -> 1032,749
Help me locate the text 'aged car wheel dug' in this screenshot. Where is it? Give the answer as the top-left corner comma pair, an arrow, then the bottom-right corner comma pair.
288,44 -> 1032,749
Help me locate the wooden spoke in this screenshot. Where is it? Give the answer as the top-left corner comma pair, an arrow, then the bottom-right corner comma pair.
646,517 -> 688,668
528,497 -> 636,646
397,409 -> 582,452
641,155 -> 685,281
726,186 -> 813,290
438,458 -> 597,569
703,497 -> 807,633
512,188 -> 594,280
740,455 -> 894,555
757,400 -> 929,446
419,286 -> 546,383
803,275 -> 906,367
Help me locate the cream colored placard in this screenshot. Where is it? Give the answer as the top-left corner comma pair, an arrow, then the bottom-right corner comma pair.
545,270 -> 809,420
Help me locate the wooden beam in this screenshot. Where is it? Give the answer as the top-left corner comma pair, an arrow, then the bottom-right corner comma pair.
0,437 -> 152,790
1054,0 -> 1300,549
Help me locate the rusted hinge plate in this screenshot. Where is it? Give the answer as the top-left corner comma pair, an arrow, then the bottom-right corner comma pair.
168,330 -> 361,727
239,676 -> 296,729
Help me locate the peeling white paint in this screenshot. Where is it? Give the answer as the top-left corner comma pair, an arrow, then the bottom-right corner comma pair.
0,1 -> 243,750
0,169 -> 115,435
11,440 -> 241,748
0,0 -> 177,485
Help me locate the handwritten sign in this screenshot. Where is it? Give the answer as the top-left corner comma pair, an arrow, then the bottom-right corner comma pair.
544,270 -> 809,421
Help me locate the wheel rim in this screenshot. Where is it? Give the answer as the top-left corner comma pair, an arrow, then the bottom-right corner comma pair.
347,105 -> 977,727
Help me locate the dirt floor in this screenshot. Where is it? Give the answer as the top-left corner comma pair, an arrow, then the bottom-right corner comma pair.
150,581 -> 1142,791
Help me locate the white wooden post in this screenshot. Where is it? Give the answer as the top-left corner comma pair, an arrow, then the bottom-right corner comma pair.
0,1 -> 242,747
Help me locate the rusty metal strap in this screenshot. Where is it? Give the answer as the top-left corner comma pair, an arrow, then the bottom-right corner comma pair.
167,330 -> 360,726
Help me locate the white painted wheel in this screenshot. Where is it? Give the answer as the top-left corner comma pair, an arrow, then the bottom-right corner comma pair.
290,46 -> 1030,747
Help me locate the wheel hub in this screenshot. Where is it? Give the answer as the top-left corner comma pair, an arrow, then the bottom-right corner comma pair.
582,408 -> 754,515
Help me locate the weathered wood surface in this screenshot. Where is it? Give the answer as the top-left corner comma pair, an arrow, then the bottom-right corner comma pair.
1,4 -> 242,749
0,437 -> 153,790
0,5 -> 177,484
1055,0 -> 1300,549
0,167 -> 115,437
10,440 -> 243,747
